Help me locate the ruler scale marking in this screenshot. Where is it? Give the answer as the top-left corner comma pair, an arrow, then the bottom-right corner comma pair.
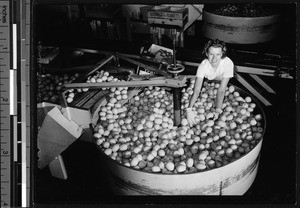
0,1 -> 12,207
1,0 -> 31,207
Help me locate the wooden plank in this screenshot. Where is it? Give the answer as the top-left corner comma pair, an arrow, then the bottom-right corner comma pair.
66,107 -> 91,129
236,65 -> 293,79
63,76 -> 186,89
72,54 -> 115,83
49,155 -> 68,180
249,74 -> 276,94
83,90 -> 111,110
37,107 -> 83,169
235,73 -> 272,106
72,90 -> 99,107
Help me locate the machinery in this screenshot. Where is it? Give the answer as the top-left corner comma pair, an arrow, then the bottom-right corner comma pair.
37,46 -> 188,179
36,42 -> 295,181
36,4 -> 294,184
58,5 -> 189,126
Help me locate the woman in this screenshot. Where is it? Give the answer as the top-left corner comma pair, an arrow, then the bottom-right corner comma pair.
186,39 -> 234,126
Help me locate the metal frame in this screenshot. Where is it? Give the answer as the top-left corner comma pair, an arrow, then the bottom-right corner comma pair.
59,51 -> 187,109
59,48 -> 294,107
40,47 -> 294,181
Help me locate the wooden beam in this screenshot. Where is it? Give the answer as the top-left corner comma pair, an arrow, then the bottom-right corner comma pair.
249,74 -> 276,94
235,65 -> 293,79
49,155 -> 68,180
63,76 -> 186,89
235,73 -> 272,106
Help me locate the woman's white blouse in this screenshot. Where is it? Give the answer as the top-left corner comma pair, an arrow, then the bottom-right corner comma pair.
196,57 -> 234,80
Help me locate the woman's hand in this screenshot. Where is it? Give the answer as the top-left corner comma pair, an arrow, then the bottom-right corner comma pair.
186,77 -> 203,127
213,107 -> 223,120
186,108 -> 197,127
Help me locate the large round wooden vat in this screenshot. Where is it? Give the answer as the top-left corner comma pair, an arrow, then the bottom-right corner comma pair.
92,85 -> 266,195
202,9 -> 282,44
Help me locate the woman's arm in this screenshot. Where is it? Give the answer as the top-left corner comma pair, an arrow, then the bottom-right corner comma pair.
186,76 -> 204,126
188,77 -> 204,108
215,77 -> 230,109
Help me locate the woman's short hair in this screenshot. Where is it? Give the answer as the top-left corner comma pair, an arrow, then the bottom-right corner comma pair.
203,39 -> 227,58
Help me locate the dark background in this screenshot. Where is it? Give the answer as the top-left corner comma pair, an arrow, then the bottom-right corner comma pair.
33,2 -> 298,207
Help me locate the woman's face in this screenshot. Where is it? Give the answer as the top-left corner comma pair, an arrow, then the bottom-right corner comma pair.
207,46 -> 223,68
